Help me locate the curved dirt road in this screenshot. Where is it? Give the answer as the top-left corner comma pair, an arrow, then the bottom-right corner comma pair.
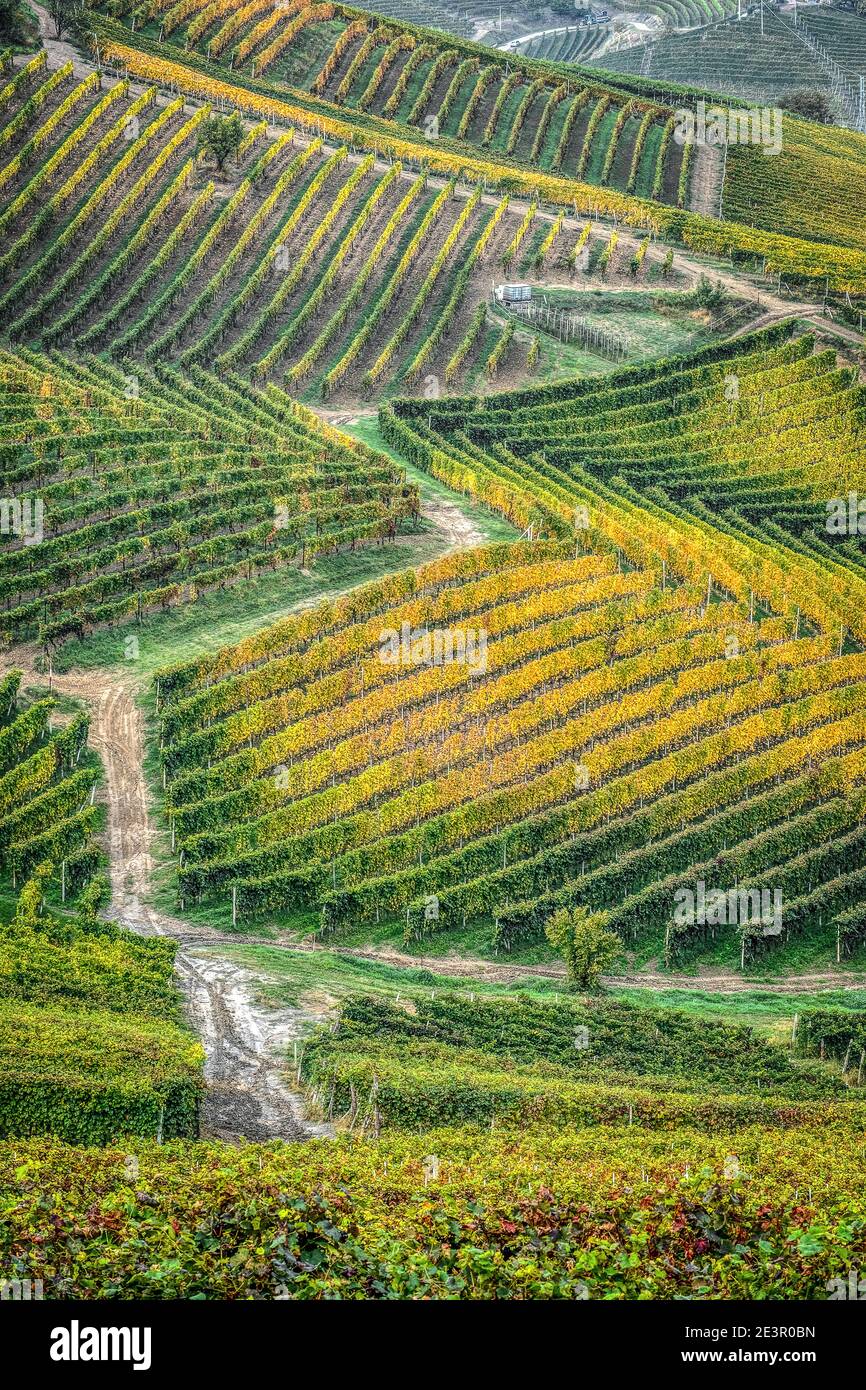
4,656 -> 330,1142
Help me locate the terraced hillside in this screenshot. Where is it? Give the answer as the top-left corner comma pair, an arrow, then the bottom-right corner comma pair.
723,114 -> 866,256
81,5 -> 866,290
799,7 -> 866,86
0,349 -> 418,646
592,7 -> 866,119
94,0 -> 688,200
0,59 -> 659,394
0,53 -> 721,396
0,671 -> 97,901
151,324 -> 866,972
584,10 -> 866,260
340,0 -> 473,38
387,320 -> 866,588
611,0 -> 742,27
512,1 -> 746,66
503,25 -> 612,67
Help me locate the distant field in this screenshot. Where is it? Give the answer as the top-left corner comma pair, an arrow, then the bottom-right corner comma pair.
94,0 -> 688,201
591,7 -> 866,114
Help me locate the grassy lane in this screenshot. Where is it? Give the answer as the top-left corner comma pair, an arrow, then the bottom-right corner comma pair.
51,528 -> 445,677
50,426 -> 516,676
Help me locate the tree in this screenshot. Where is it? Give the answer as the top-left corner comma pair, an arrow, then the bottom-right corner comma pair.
693,273 -> 727,310
0,0 -> 19,42
0,0 -> 34,44
46,0 -> 86,40
780,89 -> 835,125
197,113 -> 244,171
545,906 -> 621,991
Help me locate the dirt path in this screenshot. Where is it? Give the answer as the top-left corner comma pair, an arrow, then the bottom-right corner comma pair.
686,142 -> 724,220
4,654 -> 332,1142
269,941 -> 866,997
174,951 -> 331,1141
420,494 -> 488,549
314,408 -> 489,549
29,2 -> 95,75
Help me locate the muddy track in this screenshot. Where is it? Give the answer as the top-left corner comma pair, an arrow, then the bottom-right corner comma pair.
173,951 -> 331,1142
3,654 -> 333,1143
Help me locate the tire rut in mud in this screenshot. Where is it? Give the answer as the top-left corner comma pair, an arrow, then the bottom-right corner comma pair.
1,656 -> 331,1143
174,951 -> 331,1143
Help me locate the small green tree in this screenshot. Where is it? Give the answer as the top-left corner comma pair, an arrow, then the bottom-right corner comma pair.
0,0 -> 27,45
693,273 -> 727,310
46,0 -> 86,40
197,112 -> 244,171
780,89 -> 834,125
545,906 -> 620,991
